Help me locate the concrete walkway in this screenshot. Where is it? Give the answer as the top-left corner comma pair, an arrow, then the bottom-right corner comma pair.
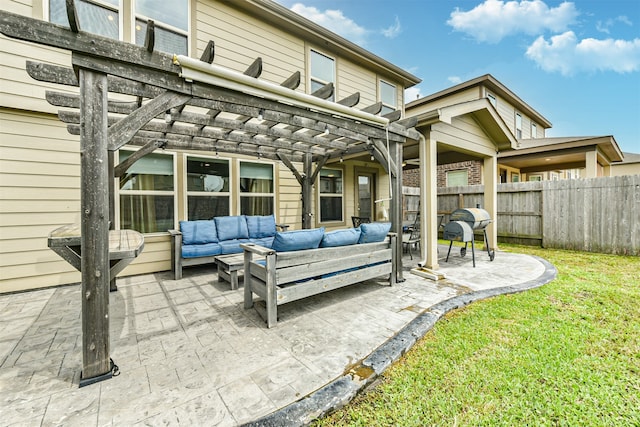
0,246 -> 556,426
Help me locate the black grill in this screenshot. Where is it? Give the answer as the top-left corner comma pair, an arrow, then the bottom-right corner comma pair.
443,207 -> 495,267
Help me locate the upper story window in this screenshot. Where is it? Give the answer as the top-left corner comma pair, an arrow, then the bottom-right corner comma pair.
239,161 -> 274,216
446,169 -> 468,187
118,149 -> 176,233
50,0 -> 119,39
134,1 -> 188,55
531,123 -> 537,139
49,0 -> 188,55
310,49 -> 335,101
515,112 -> 522,139
487,93 -> 497,107
318,168 -> 343,223
186,155 -> 230,220
380,80 -> 397,116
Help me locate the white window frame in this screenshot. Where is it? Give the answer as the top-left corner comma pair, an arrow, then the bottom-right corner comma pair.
184,154 -> 231,220
531,123 -> 537,139
238,160 -> 275,216
379,79 -> 397,116
309,48 -> 336,101
116,148 -> 177,234
515,112 -> 523,139
318,167 -> 344,224
47,0 -> 190,55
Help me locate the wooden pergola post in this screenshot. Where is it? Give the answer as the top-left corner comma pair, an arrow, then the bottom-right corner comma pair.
389,139 -> 404,282
79,67 -> 112,385
302,153 -> 313,229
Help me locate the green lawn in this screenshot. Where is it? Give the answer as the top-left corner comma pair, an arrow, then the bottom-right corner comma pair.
316,246 -> 640,426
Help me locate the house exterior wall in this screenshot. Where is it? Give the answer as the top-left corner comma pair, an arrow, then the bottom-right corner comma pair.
0,0 -> 410,292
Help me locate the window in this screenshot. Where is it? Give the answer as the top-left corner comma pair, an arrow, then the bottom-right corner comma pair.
511,173 -> 520,182
528,175 -> 542,182
50,0 -> 119,39
239,161 -> 274,216
380,80 -> 397,116
119,149 -> 175,233
446,170 -> 468,187
487,93 -> 497,107
310,49 -> 335,101
319,168 -> 343,222
515,112 -> 522,139
49,0 -> 188,55
186,155 -> 230,220
134,0 -> 188,55
531,123 -> 537,139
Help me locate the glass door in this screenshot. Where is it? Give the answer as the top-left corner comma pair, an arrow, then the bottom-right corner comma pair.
356,173 -> 374,221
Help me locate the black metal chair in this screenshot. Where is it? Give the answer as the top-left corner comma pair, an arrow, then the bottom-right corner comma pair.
402,214 -> 420,260
351,216 -> 370,228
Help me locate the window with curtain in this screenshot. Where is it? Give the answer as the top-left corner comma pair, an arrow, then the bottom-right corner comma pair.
319,168 -> 343,222
380,80 -> 397,116
119,150 -> 175,233
239,161 -> 274,216
186,155 -> 230,220
49,0 -> 188,55
310,49 -> 335,101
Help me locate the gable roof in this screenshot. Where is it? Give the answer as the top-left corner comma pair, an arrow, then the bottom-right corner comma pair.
407,74 -> 552,128
506,136 -> 624,162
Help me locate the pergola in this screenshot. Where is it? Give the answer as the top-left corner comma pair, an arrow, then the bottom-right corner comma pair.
0,5 -> 419,385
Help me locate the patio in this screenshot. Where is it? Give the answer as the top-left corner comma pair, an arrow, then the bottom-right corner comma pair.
0,247 -> 555,426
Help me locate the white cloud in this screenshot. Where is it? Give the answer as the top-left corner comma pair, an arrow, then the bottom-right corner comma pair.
382,16 -> 402,39
526,31 -> 640,75
597,15 -> 633,34
405,86 -> 422,101
447,0 -> 579,43
448,76 -> 463,84
290,3 -> 368,45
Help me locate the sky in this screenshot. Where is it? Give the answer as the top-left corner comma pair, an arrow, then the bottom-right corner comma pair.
275,0 -> 640,154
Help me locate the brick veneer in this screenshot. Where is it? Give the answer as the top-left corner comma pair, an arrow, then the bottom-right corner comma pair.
402,160 -> 483,188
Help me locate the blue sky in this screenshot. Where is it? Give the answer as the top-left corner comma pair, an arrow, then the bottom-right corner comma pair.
275,0 -> 640,154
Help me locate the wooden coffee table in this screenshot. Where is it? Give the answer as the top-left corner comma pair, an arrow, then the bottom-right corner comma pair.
215,253 -> 245,290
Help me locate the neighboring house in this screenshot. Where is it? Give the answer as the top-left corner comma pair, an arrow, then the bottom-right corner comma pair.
611,152 -> 640,177
403,74 -> 626,187
0,0 -> 420,293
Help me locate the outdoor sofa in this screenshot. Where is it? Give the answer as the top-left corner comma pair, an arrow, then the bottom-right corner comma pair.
242,223 -> 397,328
169,214 -> 284,280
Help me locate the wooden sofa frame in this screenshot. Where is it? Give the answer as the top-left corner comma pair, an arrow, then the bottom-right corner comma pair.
241,233 -> 397,328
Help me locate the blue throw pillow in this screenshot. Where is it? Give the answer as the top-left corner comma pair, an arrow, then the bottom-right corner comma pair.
320,228 -> 361,248
358,222 -> 391,244
272,227 -> 325,252
214,216 -> 249,241
246,215 -> 277,238
179,220 -> 218,245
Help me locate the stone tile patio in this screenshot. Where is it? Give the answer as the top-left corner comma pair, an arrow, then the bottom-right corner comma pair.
0,246 -> 554,426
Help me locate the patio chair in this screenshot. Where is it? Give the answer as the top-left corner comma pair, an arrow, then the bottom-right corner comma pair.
351,216 -> 370,228
402,213 -> 420,260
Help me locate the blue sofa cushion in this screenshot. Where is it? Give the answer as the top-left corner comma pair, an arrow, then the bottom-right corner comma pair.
219,239 -> 251,254
181,242 -> 222,258
246,215 -> 277,238
215,216 -> 249,241
272,227 -> 325,252
180,220 -> 218,245
250,236 -> 275,248
320,228 -> 361,248
358,222 -> 391,244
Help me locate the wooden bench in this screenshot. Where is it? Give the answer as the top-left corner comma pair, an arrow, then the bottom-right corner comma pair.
241,233 -> 397,328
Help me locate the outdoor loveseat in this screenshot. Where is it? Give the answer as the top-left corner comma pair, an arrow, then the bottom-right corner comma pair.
169,214 -> 284,280
242,223 -> 397,328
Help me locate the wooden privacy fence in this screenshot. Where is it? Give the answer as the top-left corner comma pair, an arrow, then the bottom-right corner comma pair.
403,175 -> 640,255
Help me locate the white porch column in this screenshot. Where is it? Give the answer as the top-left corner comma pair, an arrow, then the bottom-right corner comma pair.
483,155 -> 498,251
585,150 -> 598,177
420,130 -> 439,269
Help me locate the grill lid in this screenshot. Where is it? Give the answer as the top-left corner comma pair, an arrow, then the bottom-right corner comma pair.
450,208 -> 491,229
